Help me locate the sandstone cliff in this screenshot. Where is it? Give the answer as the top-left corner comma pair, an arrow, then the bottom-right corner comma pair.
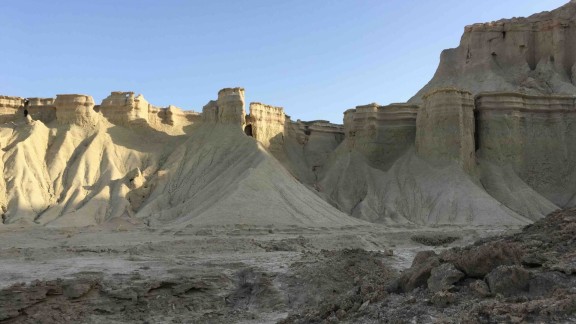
343,102 -> 418,171
0,96 -> 24,124
411,0 -> 576,102
100,91 -> 198,134
476,92 -> 576,211
0,3 -> 574,228
27,98 -> 56,124
134,90 -> 362,227
53,94 -> 99,126
416,89 -> 475,173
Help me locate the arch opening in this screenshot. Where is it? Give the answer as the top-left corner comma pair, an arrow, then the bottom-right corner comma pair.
244,124 -> 253,137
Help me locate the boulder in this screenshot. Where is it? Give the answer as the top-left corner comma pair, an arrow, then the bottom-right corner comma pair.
441,241 -> 523,278
528,271 -> 571,297
397,251 -> 440,292
427,263 -> 465,292
486,265 -> 530,296
469,279 -> 491,297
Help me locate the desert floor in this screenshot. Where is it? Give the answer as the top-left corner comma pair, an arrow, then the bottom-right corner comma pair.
0,222 -> 513,323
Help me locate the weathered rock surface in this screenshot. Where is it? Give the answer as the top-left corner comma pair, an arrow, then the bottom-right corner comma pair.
202,87 -> 246,125
395,250 -> 440,292
135,89 -> 363,228
0,95 -> 24,123
286,208 -> 576,323
477,92 -> 576,207
440,241 -> 523,278
486,265 -> 531,296
247,102 -> 285,152
411,0 -> 576,102
100,91 -> 150,125
1,4 -> 576,228
54,94 -> 98,126
427,263 -> 465,292
27,97 -> 56,124
416,89 -> 475,173
343,102 -> 418,170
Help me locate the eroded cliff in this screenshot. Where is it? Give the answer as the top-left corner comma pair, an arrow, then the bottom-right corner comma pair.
1,3 -> 574,228
411,0 -> 576,102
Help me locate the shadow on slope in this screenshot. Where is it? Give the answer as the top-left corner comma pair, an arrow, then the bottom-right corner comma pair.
135,123 -> 365,228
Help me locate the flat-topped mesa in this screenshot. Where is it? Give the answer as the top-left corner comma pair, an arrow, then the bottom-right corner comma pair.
416,89 -> 475,172
202,87 -> 246,126
247,102 -> 286,150
27,97 -> 56,123
54,94 -> 98,126
0,95 -> 25,123
99,91 -> 149,126
476,92 -> 576,205
344,102 -> 419,170
149,105 -> 201,128
411,0 -> 576,102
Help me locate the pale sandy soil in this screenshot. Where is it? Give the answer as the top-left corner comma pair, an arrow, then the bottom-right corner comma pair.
0,223 -> 514,323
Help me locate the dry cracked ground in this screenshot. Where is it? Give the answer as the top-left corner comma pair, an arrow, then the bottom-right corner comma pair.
0,210 -> 575,323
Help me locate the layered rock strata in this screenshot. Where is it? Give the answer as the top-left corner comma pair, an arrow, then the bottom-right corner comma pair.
248,102 -> 286,153
202,88 -> 246,126
416,89 -> 476,173
412,1 -> 576,102
0,96 -> 24,123
99,91 -> 150,126
476,92 -> 576,206
27,98 -> 56,123
53,94 -> 98,126
148,105 -> 201,129
344,103 -> 418,170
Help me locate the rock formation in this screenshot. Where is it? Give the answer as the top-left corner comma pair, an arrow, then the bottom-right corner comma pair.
99,91 -> 198,134
0,96 -> 24,123
411,1 -> 576,102
99,91 -> 150,125
416,89 -> 475,173
27,98 -> 56,123
344,102 -> 418,170
135,89 -> 362,227
54,94 -> 98,126
247,102 -> 285,152
0,3 -> 575,228
476,92 -> 576,209
148,105 -> 200,132
202,88 -> 246,126
243,102 -> 345,184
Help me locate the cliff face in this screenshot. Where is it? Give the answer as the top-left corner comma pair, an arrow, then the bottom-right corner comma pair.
411,1 -> 576,102
0,85 -> 567,227
344,103 -> 418,171
248,102 -> 285,153
0,96 -> 24,124
100,91 -> 198,134
243,102 -> 345,184
476,92 -> 576,206
27,98 -> 56,124
416,89 -> 476,173
100,91 -> 150,125
202,88 -> 246,126
2,3 -> 576,228
54,94 -> 99,126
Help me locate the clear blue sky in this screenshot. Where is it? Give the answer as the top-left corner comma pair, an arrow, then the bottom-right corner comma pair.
0,0 -> 568,123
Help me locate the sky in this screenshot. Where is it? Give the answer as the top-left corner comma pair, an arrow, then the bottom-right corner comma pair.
0,0 -> 569,123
